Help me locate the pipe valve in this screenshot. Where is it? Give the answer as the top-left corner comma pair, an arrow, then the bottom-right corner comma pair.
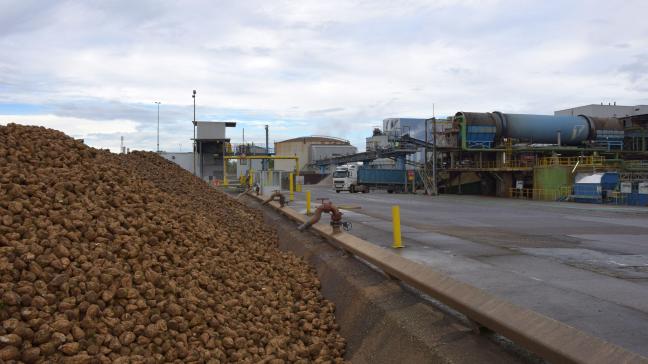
297,199 -> 345,233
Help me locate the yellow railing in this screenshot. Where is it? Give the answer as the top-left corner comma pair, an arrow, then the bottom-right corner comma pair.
455,159 -> 534,169
509,187 -> 571,201
537,156 -> 604,167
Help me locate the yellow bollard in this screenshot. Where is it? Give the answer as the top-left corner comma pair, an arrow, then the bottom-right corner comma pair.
296,175 -> 302,192
289,173 -> 294,201
306,190 -> 311,215
392,205 -> 403,248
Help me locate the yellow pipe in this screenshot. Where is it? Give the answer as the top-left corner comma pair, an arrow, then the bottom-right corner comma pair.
289,172 -> 294,201
223,157 -> 228,186
306,190 -> 311,215
392,205 -> 403,248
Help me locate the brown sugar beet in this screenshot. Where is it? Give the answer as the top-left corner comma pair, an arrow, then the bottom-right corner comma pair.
0,124 -> 346,363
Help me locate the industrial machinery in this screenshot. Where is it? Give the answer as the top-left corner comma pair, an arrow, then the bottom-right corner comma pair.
454,111 -> 624,149
313,109 -> 647,204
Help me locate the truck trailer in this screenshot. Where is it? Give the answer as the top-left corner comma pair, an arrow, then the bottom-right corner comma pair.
333,164 -> 408,193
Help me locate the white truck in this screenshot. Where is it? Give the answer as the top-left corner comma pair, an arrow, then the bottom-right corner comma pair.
333,164 -> 362,193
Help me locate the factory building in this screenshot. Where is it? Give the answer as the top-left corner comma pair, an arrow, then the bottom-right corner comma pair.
555,104 -> 648,118
314,107 -> 648,205
161,121 -> 235,182
274,136 -> 357,172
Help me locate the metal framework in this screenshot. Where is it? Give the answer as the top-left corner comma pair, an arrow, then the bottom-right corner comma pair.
223,155 -> 300,185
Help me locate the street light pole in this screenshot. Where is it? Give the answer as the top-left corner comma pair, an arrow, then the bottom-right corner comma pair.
192,90 -> 196,176
432,103 -> 438,196
154,101 -> 161,152
424,118 -> 429,195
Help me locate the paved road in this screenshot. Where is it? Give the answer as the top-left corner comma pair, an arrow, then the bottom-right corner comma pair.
273,185 -> 648,356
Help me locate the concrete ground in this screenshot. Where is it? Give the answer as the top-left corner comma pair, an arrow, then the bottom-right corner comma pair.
276,185 -> 648,357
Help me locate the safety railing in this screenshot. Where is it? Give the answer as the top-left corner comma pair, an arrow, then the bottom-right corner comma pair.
625,160 -> 648,170
453,159 -> 534,169
537,156 -> 604,167
509,187 -> 571,201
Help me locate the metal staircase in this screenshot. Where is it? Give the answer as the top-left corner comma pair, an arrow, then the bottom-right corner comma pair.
416,166 -> 435,195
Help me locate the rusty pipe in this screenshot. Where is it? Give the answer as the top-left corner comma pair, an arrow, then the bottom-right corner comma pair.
262,191 -> 286,208
298,200 -> 343,232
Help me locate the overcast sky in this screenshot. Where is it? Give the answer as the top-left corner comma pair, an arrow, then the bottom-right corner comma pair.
1,0 -> 647,152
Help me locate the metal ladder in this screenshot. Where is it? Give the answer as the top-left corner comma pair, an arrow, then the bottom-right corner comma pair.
416,166 -> 435,195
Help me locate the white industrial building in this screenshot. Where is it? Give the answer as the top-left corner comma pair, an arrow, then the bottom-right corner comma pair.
555,104 -> 648,118
274,136 -> 357,172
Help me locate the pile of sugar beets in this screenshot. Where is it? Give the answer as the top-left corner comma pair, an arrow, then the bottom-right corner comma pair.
0,124 -> 346,363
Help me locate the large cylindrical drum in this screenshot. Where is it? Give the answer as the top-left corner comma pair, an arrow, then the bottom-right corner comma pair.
497,113 -> 591,145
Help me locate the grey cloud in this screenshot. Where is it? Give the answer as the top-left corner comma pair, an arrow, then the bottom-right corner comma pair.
619,54 -> 648,83
1,0 -> 648,154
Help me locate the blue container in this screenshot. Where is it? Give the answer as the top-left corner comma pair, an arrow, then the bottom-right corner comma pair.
573,172 -> 619,203
500,113 -> 591,145
358,168 -> 407,185
626,193 -> 648,206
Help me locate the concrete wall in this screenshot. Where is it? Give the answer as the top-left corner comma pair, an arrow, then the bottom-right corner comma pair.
274,140 -> 306,171
311,145 -> 357,163
274,137 -> 354,171
161,152 -> 195,174
196,122 -> 226,139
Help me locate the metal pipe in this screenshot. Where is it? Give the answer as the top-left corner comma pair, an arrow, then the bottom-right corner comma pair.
265,124 -> 269,170
297,200 -> 343,233
155,101 -> 161,152
192,90 -> 196,176
424,118 -> 429,195
432,117 -> 438,195
262,190 -> 286,207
